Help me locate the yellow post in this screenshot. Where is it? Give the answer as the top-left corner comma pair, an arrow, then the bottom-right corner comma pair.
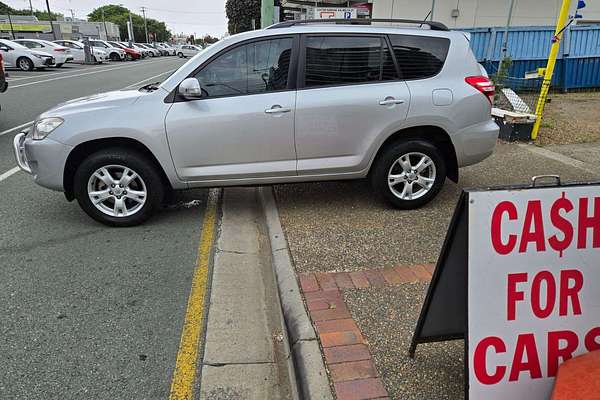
531,0 -> 572,140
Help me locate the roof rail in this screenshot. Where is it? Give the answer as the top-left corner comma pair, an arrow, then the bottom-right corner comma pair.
267,18 -> 449,31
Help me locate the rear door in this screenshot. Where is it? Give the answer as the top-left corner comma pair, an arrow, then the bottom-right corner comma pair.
294,35 -> 411,176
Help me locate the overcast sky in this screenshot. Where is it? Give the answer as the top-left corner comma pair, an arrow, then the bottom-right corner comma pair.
3,0 -> 228,37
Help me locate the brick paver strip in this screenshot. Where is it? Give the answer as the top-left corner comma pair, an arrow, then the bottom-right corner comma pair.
393,266 -> 419,283
298,264 -> 434,400
363,269 -> 387,287
411,264 -> 433,281
334,377 -> 388,400
298,272 -> 319,292
324,344 -> 372,364
329,359 -> 378,382
311,306 -> 351,322
320,330 -> 364,348
424,263 -> 436,275
349,271 -> 370,288
334,272 -> 355,289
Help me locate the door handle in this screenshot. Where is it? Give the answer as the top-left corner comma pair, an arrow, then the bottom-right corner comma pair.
379,98 -> 405,106
265,106 -> 292,114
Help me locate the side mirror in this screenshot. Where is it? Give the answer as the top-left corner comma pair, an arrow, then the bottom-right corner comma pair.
179,78 -> 203,100
0,45 -> 10,51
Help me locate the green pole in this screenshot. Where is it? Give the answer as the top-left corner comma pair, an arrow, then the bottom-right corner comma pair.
261,0 -> 274,28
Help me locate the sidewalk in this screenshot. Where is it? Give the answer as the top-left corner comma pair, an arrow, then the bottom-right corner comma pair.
199,188 -> 294,400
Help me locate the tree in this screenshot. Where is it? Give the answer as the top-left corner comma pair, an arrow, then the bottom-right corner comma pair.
88,5 -> 171,42
226,0 -> 260,35
196,34 -> 219,47
0,1 -> 63,20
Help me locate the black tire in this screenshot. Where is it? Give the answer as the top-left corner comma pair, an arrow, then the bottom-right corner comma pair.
17,57 -> 34,71
371,140 -> 446,209
148,52 -> 154,57
55,63 -> 64,68
177,52 -> 184,58
109,52 -> 120,61
73,149 -> 165,227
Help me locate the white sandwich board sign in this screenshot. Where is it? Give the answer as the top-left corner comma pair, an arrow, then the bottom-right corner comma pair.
411,179 -> 600,399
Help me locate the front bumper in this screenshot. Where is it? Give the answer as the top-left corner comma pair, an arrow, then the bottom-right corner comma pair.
13,131 -> 72,191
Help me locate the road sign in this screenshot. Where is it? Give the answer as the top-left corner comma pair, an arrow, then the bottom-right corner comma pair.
411,178 -> 600,399
307,7 -> 358,20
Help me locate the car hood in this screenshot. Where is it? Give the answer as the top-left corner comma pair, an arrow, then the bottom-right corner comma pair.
40,90 -> 142,118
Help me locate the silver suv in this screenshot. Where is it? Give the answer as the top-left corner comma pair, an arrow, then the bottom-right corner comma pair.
14,19 -> 498,226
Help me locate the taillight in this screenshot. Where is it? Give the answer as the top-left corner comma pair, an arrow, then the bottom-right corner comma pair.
465,76 -> 495,105
0,53 -> 4,72
54,48 -> 66,52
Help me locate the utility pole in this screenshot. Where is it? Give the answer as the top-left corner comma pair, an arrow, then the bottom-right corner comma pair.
501,0 -> 516,60
28,0 -> 34,15
45,0 -> 57,40
7,12 -> 15,39
101,8 -> 109,40
430,0 -> 436,20
128,12 -> 134,45
68,9 -> 75,21
140,7 -> 149,43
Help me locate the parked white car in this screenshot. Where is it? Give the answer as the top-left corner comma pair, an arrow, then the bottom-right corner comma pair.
88,40 -> 126,61
136,43 -> 160,57
13,39 -> 73,67
177,44 -> 202,58
53,40 -> 109,63
0,39 -> 54,71
157,43 -> 176,56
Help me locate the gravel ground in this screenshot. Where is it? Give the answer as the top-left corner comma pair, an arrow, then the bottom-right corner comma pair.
537,92 -> 600,146
275,141 -> 599,273
343,284 -> 464,400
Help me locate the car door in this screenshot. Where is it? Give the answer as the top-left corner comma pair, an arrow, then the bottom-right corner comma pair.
0,42 -> 14,68
294,35 -> 411,176
165,36 -> 298,182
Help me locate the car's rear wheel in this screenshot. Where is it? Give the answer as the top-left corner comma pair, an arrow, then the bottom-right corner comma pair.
177,52 -> 184,58
371,140 -> 446,209
17,57 -> 34,71
73,149 -> 164,227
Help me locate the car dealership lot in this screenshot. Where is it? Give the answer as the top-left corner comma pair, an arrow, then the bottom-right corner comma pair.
0,56 -> 209,400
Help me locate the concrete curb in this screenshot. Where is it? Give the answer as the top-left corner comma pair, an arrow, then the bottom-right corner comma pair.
258,186 -> 334,400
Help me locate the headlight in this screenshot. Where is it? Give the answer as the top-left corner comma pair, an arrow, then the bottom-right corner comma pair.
32,117 -> 64,140
33,54 -> 43,59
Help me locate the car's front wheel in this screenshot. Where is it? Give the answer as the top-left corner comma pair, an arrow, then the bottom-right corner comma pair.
371,140 -> 446,209
73,149 -> 164,227
17,57 -> 34,71
177,52 -> 184,58
55,63 -> 64,68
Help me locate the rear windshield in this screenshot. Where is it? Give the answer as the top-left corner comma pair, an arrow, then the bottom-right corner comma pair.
388,35 -> 450,80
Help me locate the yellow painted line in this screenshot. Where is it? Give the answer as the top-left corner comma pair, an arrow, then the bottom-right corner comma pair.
169,189 -> 219,400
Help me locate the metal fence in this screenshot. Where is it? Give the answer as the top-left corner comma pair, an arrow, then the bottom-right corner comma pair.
492,76 -> 542,114
466,25 -> 600,91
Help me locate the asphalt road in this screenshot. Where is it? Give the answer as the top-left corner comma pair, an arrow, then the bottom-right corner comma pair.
0,57 -> 209,399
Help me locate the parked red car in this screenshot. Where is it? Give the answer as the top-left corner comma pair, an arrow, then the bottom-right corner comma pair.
108,41 -> 141,61
0,52 -> 7,93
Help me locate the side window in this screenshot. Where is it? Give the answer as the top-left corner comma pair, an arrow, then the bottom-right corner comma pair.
194,37 -> 293,98
303,36 -> 398,88
389,35 -> 450,80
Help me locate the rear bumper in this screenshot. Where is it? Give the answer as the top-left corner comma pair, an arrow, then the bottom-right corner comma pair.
13,131 -> 72,192
454,118 -> 500,167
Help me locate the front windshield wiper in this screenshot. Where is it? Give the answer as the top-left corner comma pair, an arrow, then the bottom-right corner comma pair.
139,82 -> 161,92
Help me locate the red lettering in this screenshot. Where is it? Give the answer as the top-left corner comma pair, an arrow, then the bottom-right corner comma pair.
519,200 -> 546,253
474,336 -> 507,385
531,271 -> 557,319
578,197 -> 600,249
559,269 -> 583,316
547,330 -> 579,377
492,201 -> 518,255
585,327 -> 600,351
507,273 -> 528,321
509,333 -> 542,381
548,193 -> 574,257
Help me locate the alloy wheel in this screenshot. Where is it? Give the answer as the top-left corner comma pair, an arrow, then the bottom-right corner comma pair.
87,165 -> 147,218
387,152 -> 437,201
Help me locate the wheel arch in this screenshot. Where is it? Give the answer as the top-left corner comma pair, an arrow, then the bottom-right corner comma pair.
370,126 -> 459,183
63,137 -> 172,201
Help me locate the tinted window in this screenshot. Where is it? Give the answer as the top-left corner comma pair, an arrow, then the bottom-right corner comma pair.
389,35 -> 449,80
195,38 -> 293,98
304,36 -> 398,88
